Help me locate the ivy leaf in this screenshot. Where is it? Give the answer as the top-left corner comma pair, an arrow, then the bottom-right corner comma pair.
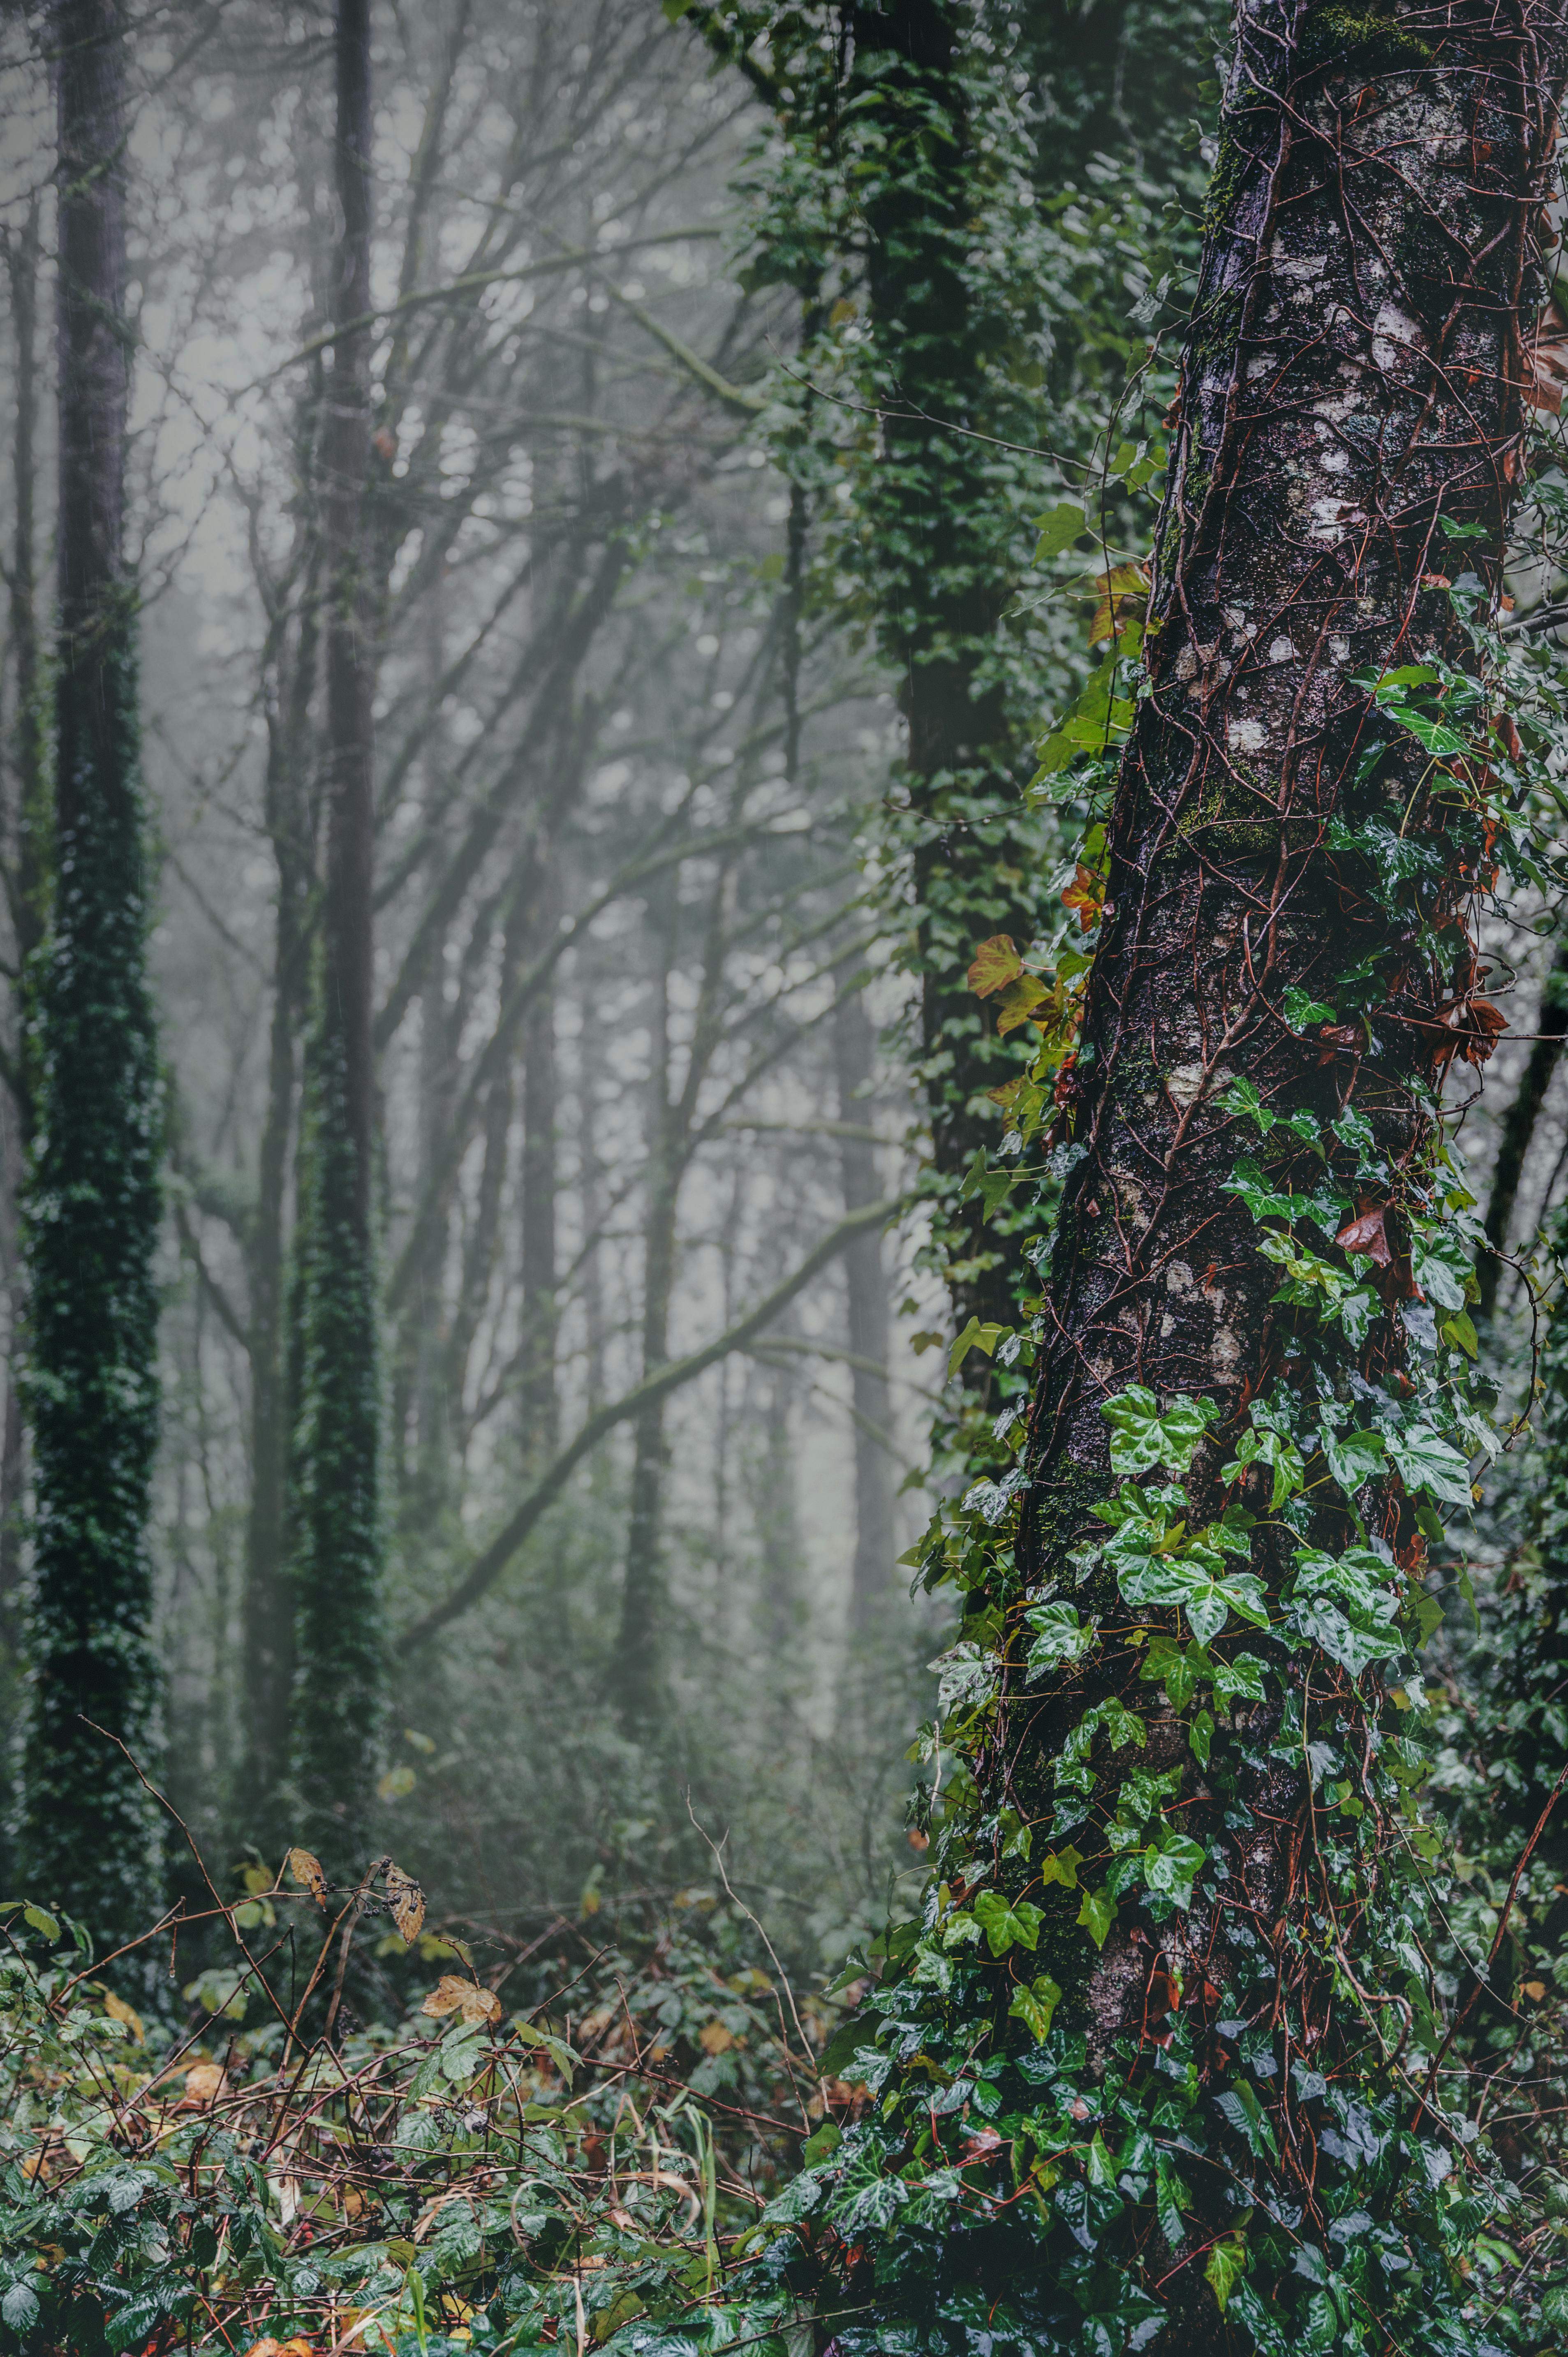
971,1890 -> 1043,1957
1076,1886 -> 1115,1948
1101,1384 -> 1218,1476
1144,1831 -> 1206,1907
1007,1973 -> 1062,2042
1440,1309 -> 1480,1359
1039,1846 -> 1082,1889
1216,2079 -> 1279,2160
1025,1601 -> 1096,1679
1412,1225 -> 1472,1312
1205,2232 -> 1249,2315
1032,501 -> 1087,561
1282,985 -> 1335,1032
1385,1425 -> 1473,1508
1189,1707 -> 1214,1767
1212,1652 -> 1266,1713
1321,1425 -> 1385,1499
1223,1157 -> 1298,1221
948,1314 -> 1008,1376
1155,2151 -> 1190,2247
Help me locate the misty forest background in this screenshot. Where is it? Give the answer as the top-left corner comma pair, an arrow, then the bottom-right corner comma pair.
1,0 -> 1566,2019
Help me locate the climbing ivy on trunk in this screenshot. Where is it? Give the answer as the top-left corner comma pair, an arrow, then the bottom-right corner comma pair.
748,9 -> 1568,2352
21,0 -> 163,1961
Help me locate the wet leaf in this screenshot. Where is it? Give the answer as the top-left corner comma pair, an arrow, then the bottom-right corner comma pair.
385,1861 -> 426,1943
286,1847 -> 328,1906
1336,1206 -> 1391,1266
102,1989 -> 143,2043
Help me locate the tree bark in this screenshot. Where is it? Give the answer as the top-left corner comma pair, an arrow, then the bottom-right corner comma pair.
988,8 -> 1565,2339
289,0 -> 385,1863
1477,926 -> 1568,1321
833,988 -> 897,1635
22,0 -> 164,1957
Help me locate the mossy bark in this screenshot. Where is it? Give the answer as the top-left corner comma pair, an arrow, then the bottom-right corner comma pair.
21,0 -> 164,1958
1000,2 -> 1566,2335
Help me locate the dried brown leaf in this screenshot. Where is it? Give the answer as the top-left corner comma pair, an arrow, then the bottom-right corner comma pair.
698,2020 -> 735,2055
1335,1206 -> 1392,1267
102,1989 -> 143,2044
421,1973 -> 501,2027
286,1846 -> 327,1906
384,1860 -> 426,1943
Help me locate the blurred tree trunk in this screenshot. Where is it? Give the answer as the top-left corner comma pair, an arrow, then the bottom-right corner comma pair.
833,988 -> 896,1634
21,0 -> 164,1956
1478,930 -> 1568,1322
0,199 -> 46,1678
238,503 -> 320,1844
519,950 -> 559,1463
288,0 -> 385,1863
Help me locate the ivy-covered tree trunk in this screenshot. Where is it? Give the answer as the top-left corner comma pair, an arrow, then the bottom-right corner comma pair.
807,11 -> 1568,2355
834,986 -> 897,1634
844,0 -> 1047,1336
288,0 -> 384,1864
21,0 -> 164,1953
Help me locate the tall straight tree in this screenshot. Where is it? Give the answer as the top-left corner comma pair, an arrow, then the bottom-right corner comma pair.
792,9 -> 1568,2352
288,0 -> 384,1862
21,0 -> 163,1953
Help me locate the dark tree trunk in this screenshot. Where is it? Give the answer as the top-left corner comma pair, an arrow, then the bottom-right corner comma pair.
1477,927 -> 1568,1321
834,988 -> 897,1634
847,0 -> 1045,1339
982,9 -> 1564,2343
289,0 -> 384,1863
21,0 -> 164,1956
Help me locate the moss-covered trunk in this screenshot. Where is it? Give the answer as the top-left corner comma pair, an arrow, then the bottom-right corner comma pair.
21,0 -> 163,1956
1001,4 -> 1567,2341
802,10 -> 1568,2354
288,0 -> 384,1864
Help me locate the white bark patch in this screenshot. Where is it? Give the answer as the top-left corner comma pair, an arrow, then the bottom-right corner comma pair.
1268,636 -> 1296,663
1372,300 -> 1422,374
1227,717 -> 1268,753
1329,634 -> 1351,663
1166,1063 -> 1208,1108
1166,1260 -> 1196,1297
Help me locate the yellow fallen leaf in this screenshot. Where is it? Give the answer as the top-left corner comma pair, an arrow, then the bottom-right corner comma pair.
184,2062 -> 224,2104
1523,1980 -> 1547,2001
384,1861 -> 425,1943
287,1846 -> 328,1906
421,1973 -> 501,2027
698,2021 -> 735,2056
103,1989 -> 143,2043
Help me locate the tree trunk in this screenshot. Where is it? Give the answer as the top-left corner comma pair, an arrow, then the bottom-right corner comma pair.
289,0 -> 384,1864
833,988 -> 897,1635
832,13 -> 1567,2352
1477,927 -> 1568,1321
519,957 -> 559,1464
848,0 -> 1046,1338
21,0 -> 164,1957
1001,12 -> 1564,2340
238,520 -> 320,1844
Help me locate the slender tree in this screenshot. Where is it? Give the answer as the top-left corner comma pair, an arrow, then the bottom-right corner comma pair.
795,8 -> 1568,2350
834,987 -> 897,1633
21,0 -> 164,1953
287,0 -> 384,1862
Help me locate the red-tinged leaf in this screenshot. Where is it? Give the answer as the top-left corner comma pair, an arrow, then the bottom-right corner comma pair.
1061,862 -> 1104,931
1336,1206 -> 1392,1267
968,934 -> 1022,998
285,1846 -> 327,1906
995,974 -> 1048,1035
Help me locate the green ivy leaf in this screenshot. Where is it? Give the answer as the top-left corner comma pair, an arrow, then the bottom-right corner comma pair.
1007,1973 -> 1062,2042
1032,501 -> 1087,561
1024,1601 -> 1096,1678
1385,1424 -> 1473,1509
1101,1384 -> 1218,1476
1282,985 -> 1335,1032
1204,2232 -> 1249,2314
1076,1886 -> 1115,1948
1143,1830 -> 1205,1908
971,1890 -> 1043,1957
1189,1707 -> 1214,1767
